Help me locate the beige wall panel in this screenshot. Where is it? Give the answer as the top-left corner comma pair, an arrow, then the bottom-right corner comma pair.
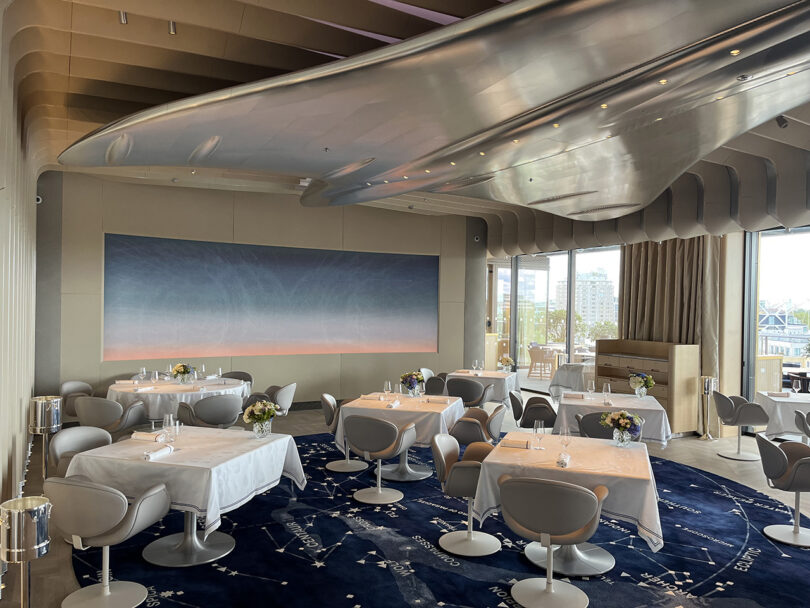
60,293 -> 102,382
233,191 -> 344,250
440,215 -> 466,304
61,173 -> 102,294
231,354 -> 342,403
343,205 -> 441,255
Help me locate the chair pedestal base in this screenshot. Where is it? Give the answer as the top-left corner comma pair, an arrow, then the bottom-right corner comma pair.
353,487 -> 403,504
62,581 -> 146,608
763,524 -> 810,547
326,458 -> 368,473
511,577 -> 589,608
524,542 -> 615,576
143,511 -> 235,567
378,450 -> 432,481
718,450 -> 760,461
438,530 -> 501,557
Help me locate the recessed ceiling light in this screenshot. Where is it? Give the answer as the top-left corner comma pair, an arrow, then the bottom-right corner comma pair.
169,20 -> 177,35
600,103 -> 608,109
450,161 -> 456,166
365,182 -> 371,186
383,180 -> 389,184
715,95 -> 725,100
424,169 -> 431,173
654,117 -> 663,122
403,176 -> 408,179
786,71 -> 798,76
479,151 -> 486,156
552,123 -> 560,128
191,169 -> 196,175
512,139 -> 520,143
658,79 -> 668,85
730,49 -> 741,56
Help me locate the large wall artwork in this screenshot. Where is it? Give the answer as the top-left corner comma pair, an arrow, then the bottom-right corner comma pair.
103,234 -> 439,361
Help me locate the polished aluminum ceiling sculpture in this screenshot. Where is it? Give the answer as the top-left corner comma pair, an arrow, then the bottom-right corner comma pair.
58,0 -> 810,225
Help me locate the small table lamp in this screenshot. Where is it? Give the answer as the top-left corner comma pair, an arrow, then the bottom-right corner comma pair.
699,376 -> 718,441
28,396 -> 62,479
0,496 -> 52,608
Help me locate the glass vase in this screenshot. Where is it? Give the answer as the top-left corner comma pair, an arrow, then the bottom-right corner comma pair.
635,386 -> 647,398
613,428 -> 632,447
408,387 -> 421,398
253,420 -> 272,438
176,373 -> 191,384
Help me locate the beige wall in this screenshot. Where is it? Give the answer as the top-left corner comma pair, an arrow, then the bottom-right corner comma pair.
54,173 -> 467,402
716,232 -> 744,437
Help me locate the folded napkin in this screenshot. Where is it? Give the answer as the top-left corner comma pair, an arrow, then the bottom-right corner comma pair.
203,374 -> 218,380
133,385 -> 155,392
114,380 -> 135,385
768,391 -> 790,398
143,445 -> 174,461
563,392 -> 584,399
425,397 -> 450,404
500,438 -> 529,449
556,452 -> 570,468
603,399 -> 613,406
455,370 -> 472,374
386,399 -> 401,408
131,430 -> 166,442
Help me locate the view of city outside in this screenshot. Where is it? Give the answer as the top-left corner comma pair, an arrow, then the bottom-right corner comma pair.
755,230 -> 810,393
569,247 -> 620,352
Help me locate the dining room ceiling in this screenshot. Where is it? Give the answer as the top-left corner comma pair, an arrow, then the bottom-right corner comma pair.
14,0 -> 810,255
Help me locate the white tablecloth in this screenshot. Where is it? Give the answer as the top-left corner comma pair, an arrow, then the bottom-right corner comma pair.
335,392 -> 465,451
552,392 -> 672,447
548,363 -> 587,400
66,427 -> 306,535
446,370 -> 519,406
753,391 -> 810,438
107,378 -> 250,419
473,431 -> 663,551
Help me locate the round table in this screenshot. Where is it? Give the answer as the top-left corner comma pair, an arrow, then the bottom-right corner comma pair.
107,378 -> 249,420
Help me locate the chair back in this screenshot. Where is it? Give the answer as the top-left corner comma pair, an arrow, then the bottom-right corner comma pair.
419,368 -> 435,382
447,378 -> 484,403
222,370 -> 253,384
264,385 -> 282,400
796,410 -> 810,438
60,380 -> 93,398
478,383 -> 495,407
344,415 -> 399,454
576,412 -> 613,439
509,391 -> 523,422
521,396 -> 556,429
49,427 -> 111,465
431,433 -> 459,484
487,405 -> 507,440
528,347 -> 543,364
499,477 -> 598,539
273,383 -> 297,414
43,477 -> 128,539
712,391 -> 735,422
193,394 -> 243,426
321,393 -> 338,426
75,397 -> 123,428
243,393 -> 270,412
756,433 -> 789,481
424,376 -> 446,395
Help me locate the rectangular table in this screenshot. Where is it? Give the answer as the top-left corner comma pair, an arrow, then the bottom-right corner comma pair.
753,390 -> 810,438
552,391 -> 672,447
473,431 -> 663,551
67,426 -> 306,566
446,369 -> 519,406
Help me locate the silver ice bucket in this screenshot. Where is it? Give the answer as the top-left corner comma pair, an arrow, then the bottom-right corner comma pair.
0,497 -> 51,563
28,396 -> 61,434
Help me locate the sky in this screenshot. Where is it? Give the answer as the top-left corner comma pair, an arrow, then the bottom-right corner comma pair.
760,231 -> 810,308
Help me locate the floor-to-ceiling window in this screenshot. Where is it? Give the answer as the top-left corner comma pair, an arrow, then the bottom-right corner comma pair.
486,261 -> 512,370
571,247 -> 620,355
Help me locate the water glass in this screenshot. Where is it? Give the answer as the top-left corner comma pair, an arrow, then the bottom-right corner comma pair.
395,383 -> 403,394
602,382 -> 612,404
199,364 -> 206,376
139,366 -> 147,376
794,379 -> 802,394
162,414 -> 175,443
150,370 -> 159,383
587,380 -> 595,394
383,380 -> 392,394
532,419 -> 545,450
561,428 -> 572,450
217,367 -> 223,377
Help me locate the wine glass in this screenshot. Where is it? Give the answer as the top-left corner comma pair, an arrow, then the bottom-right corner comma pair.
561,428 -> 572,452
794,379 -> 802,394
532,419 -> 545,450
395,383 -> 403,394
602,382 -> 611,404
383,380 -> 392,395
217,367 -> 223,378
587,380 -> 595,395
162,414 -> 175,443
200,363 -> 206,376
150,370 -> 159,383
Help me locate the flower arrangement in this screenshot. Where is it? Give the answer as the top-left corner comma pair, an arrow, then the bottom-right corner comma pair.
172,363 -> 193,383
243,400 -> 280,424
600,410 -> 642,436
629,372 -> 654,390
498,354 -> 514,368
400,371 -> 424,390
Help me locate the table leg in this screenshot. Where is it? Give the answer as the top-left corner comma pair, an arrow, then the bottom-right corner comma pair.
142,511 -> 235,567
378,449 -> 432,482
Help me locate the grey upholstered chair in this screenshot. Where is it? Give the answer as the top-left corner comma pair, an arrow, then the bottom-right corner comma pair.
322,393 -> 367,473
509,390 -> 524,422
450,405 -> 507,445
713,391 -> 769,461
344,415 -> 416,504
222,370 -> 253,384
756,433 -> 810,547
177,394 -> 242,428
795,410 -> 810,441
60,380 -> 93,417
425,376 -> 447,396
446,378 -> 483,405
437,372 -> 448,382
266,382 -> 296,415
431,434 -> 500,556
243,392 -> 270,412
576,412 -> 644,442
521,396 -> 557,430
49,427 -> 112,478
419,368 -> 435,382
499,476 -> 607,606
44,476 -> 170,608
75,396 -> 147,437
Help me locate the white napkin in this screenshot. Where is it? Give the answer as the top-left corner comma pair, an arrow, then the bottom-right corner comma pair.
455,370 -> 472,374
133,386 -> 155,392
500,438 -> 529,449
768,391 -> 790,398
603,399 -> 613,406
387,399 -> 400,408
114,380 -> 135,385
204,374 -> 217,380
563,392 -> 584,399
131,430 -> 166,442
556,452 -> 570,468
143,445 -> 174,461
426,397 -> 450,404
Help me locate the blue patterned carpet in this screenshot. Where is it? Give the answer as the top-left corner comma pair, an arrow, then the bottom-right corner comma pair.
73,434 -> 810,607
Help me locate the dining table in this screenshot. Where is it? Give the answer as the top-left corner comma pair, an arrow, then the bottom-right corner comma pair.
334,392 -> 465,481
473,431 -> 663,553
107,377 -> 250,420
753,390 -> 810,439
552,391 -> 672,447
66,426 -> 306,567
446,369 -> 519,406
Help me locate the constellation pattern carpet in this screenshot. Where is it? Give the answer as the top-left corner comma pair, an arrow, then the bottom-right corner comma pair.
72,434 -> 810,607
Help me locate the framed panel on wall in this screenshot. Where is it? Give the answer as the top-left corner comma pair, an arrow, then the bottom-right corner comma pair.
103,234 -> 439,360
